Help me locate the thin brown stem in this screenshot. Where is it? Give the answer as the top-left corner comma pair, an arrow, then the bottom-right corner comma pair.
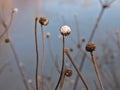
73,6 -> 105,90
10,40 -> 29,90
90,52 -> 104,90
39,25 -> 45,90
0,11 -> 14,39
34,17 -> 39,90
55,36 -> 65,90
64,48 -> 90,90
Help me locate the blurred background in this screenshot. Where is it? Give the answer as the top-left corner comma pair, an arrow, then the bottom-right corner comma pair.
0,0 -> 120,90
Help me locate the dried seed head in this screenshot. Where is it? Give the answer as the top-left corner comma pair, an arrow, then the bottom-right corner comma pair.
5,38 -> 10,43
85,42 -> 96,52
65,69 -> 72,77
46,32 -> 51,38
69,48 -> 74,52
60,25 -> 71,36
12,8 -> 18,13
103,4 -> 109,8
81,38 -> 86,42
39,17 -> 49,26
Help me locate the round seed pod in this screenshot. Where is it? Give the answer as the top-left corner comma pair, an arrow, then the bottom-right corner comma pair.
5,38 -> 10,43
60,25 -> 71,36
81,38 -> 86,42
69,48 -> 74,52
85,42 -> 96,52
46,32 -> 50,38
39,17 -> 49,26
65,69 -> 72,77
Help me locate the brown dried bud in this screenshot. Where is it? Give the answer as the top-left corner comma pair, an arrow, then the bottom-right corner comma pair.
85,42 -> 96,52
103,4 -> 109,8
65,69 -> 72,77
81,38 -> 86,42
46,32 -> 50,38
5,38 -> 10,43
69,48 -> 74,52
39,17 -> 49,26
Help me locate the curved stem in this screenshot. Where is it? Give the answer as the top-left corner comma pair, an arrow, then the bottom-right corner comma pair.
55,36 -> 65,90
90,52 -> 104,90
34,17 -> 39,90
40,25 -> 45,90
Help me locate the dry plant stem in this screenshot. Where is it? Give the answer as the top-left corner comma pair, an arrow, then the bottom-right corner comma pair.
40,25 -> 45,90
55,36 -> 65,90
73,7 -> 105,90
74,15 -> 80,43
47,38 -> 60,73
59,73 -> 65,90
34,17 -> 39,90
89,7 -> 105,42
94,80 -> 99,90
64,49 -> 90,90
100,69 -> 115,89
10,40 -> 29,90
0,61 -> 9,74
90,52 -> 104,90
0,12 -> 14,39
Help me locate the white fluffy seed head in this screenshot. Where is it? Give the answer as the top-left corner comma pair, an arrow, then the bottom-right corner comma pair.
12,8 -> 18,13
60,25 -> 71,36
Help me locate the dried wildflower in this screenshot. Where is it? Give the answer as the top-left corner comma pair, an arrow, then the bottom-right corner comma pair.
46,32 -> 50,38
39,17 -> 49,26
69,48 -> 74,52
65,69 -> 72,77
12,8 -> 18,13
85,42 -> 96,52
60,25 -> 71,36
82,38 -> 86,42
5,38 -> 10,43
103,4 -> 109,8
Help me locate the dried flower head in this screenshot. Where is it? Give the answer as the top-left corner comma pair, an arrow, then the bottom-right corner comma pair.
46,32 -> 51,38
103,4 -> 109,8
65,69 -> 72,77
69,48 -> 74,52
5,38 -> 10,43
39,17 -> 49,26
82,38 -> 86,42
12,8 -> 18,13
60,25 -> 71,36
85,42 -> 96,52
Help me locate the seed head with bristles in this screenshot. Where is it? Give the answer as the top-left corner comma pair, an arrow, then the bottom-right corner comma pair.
85,42 -> 96,52
39,17 -> 49,26
60,25 -> 71,36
